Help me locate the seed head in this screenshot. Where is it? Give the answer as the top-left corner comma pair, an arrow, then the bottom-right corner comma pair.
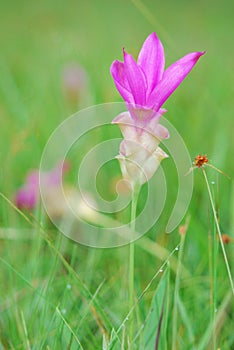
194,154 -> 208,168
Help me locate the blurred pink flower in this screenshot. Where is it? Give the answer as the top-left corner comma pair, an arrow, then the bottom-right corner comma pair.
15,171 -> 39,210
110,32 -> 205,120
15,161 -> 70,210
62,63 -> 88,102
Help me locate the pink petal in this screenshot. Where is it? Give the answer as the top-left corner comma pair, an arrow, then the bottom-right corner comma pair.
147,108 -> 167,130
110,60 -> 133,103
123,50 -> 147,106
127,104 -> 156,123
112,112 -> 138,140
112,111 -> 132,125
117,143 -> 168,186
148,51 -> 205,110
113,111 -> 163,154
153,124 -> 170,140
138,32 -> 165,95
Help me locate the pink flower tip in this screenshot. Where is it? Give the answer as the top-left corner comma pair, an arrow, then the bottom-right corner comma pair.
110,32 -> 205,116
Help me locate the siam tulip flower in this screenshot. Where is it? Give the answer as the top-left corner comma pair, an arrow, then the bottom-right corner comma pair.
110,32 -> 205,187
15,161 -> 69,210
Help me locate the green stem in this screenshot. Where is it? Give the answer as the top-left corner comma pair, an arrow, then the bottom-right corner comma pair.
210,181 -> 217,350
208,218 -> 213,325
202,168 -> 234,295
129,185 -> 140,343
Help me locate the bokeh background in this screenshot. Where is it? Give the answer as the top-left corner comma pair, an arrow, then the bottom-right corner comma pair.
1,0 -> 234,214
0,0 -> 234,348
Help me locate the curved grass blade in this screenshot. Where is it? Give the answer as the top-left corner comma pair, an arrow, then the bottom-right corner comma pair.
143,267 -> 170,350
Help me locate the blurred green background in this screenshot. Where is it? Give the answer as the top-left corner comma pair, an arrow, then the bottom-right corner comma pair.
0,0 -> 234,348
1,0 -> 233,203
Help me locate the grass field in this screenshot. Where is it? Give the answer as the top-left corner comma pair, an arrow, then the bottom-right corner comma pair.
0,1 -> 234,349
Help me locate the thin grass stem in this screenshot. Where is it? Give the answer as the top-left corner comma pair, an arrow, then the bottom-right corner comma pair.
210,180 -> 217,350
202,168 -> 234,295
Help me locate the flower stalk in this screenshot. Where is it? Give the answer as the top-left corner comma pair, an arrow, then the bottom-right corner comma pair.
210,181 -> 218,350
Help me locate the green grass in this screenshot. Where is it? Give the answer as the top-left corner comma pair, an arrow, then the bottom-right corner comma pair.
0,0 -> 234,349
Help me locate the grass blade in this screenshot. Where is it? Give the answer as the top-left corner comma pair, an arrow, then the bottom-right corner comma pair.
143,268 -> 169,350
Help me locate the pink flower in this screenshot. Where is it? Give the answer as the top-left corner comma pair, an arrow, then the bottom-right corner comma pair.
110,32 -> 205,186
15,162 -> 69,210
110,32 -> 205,119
